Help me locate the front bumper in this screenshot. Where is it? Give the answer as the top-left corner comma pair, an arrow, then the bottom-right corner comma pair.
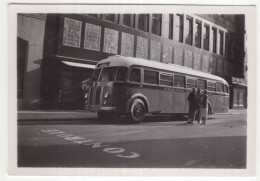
88,105 -> 116,112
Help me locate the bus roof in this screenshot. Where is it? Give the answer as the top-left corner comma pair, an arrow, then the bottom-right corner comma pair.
97,56 -> 228,84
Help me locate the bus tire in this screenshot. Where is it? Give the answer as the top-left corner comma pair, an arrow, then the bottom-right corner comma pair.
128,98 -> 146,124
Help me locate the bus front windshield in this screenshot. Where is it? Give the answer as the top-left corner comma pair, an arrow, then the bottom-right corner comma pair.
100,67 -> 117,82
91,67 -> 128,82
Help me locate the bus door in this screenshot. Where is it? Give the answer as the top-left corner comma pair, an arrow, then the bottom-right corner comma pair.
159,73 -> 174,113
142,69 -> 159,112
127,67 -> 144,103
172,75 -> 186,113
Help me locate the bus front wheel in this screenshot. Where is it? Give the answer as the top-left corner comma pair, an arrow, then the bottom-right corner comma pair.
128,98 -> 146,123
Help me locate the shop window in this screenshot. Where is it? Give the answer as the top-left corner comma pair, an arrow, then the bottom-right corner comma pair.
174,75 -> 185,88
63,18 -> 82,48
123,14 -> 134,27
212,27 -> 217,53
203,24 -> 210,51
239,91 -> 244,106
219,30 -> 224,55
138,14 -> 149,32
184,16 -> 193,45
186,77 -> 197,89
194,20 -> 202,48
144,70 -> 159,85
233,90 -> 239,105
129,68 -> 141,83
152,14 -> 162,36
174,14 -> 183,42
160,73 -> 173,86
17,37 -> 28,98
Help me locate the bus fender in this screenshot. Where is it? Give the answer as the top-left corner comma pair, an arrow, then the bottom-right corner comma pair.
126,94 -> 149,113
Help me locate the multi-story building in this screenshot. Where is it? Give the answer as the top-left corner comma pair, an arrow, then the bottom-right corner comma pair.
17,13 -> 247,110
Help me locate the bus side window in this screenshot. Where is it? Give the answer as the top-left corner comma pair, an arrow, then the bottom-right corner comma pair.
174,75 -> 185,88
116,67 -> 128,81
224,84 -> 229,93
198,79 -> 206,90
216,82 -> 224,93
207,81 -> 216,92
160,73 -> 173,86
186,77 -> 197,89
144,70 -> 159,85
129,68 -> 141,83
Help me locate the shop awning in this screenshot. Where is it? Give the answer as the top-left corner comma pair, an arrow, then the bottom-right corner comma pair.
62,61 -> 96,69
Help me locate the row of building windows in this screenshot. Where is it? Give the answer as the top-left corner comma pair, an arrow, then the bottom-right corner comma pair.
86,14 -> 235,59
62,17 -> 232,76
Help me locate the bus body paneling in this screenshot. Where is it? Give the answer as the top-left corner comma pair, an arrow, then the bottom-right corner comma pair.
87,56 -> 229,123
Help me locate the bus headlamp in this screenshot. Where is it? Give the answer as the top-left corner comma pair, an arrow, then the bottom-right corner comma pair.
104,92 -> 110,98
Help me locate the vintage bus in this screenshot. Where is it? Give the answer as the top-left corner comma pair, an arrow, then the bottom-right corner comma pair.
87,56 -> 229,123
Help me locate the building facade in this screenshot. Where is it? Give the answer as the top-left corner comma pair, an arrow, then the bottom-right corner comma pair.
17,13 -> 247,110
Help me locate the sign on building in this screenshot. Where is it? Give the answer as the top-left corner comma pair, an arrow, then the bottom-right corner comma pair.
162,45 -> 172,63
103,28 -> 119,54
150,40 -> 161,62
63,18 -> 82,48
184,50 -> 193,68
193,53 -> 201,70
173,48 -> 183,65
136,36 -> 148,59
121,32 -> 134,57
84,23 -> 101,51
202,55 -> 209,72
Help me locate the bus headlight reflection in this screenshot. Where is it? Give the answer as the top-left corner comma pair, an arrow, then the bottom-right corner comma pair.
104,92 -> 110,98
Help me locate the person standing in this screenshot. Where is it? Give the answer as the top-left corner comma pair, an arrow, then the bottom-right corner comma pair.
195,88 -> 203,123
200,89 -> 208,125
187,87 -> 197,124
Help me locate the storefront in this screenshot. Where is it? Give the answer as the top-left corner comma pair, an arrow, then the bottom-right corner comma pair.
228,77 -> 247,109
40,57 -> 95,110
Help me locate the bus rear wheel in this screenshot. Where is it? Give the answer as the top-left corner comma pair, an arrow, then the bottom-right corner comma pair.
128,98 -> 146,124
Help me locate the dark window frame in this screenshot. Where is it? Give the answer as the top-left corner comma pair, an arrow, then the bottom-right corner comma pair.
122,14 -> 135,28
159,73 -> 174,87
207,81 -> 216,92
174,14 -> 184,43
174,74 -> 185,88
151,14 -> 162,36
219,30 -> 224,55
184,16 -> 193,45
144,69 -> 159,85
138,14 -> 149,32
198,79 -> 207,90
203,24 -> 210,51
195,20 -> 202,48
186,77 -> 197,89
212,27 -> 217,53
128,68 -> 142,83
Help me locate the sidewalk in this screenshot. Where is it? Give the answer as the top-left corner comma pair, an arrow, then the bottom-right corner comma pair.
17,109 -> 247,121
18,110 -> 97,120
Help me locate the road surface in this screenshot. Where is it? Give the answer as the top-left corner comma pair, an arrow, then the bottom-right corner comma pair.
18,110 -> 247,168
